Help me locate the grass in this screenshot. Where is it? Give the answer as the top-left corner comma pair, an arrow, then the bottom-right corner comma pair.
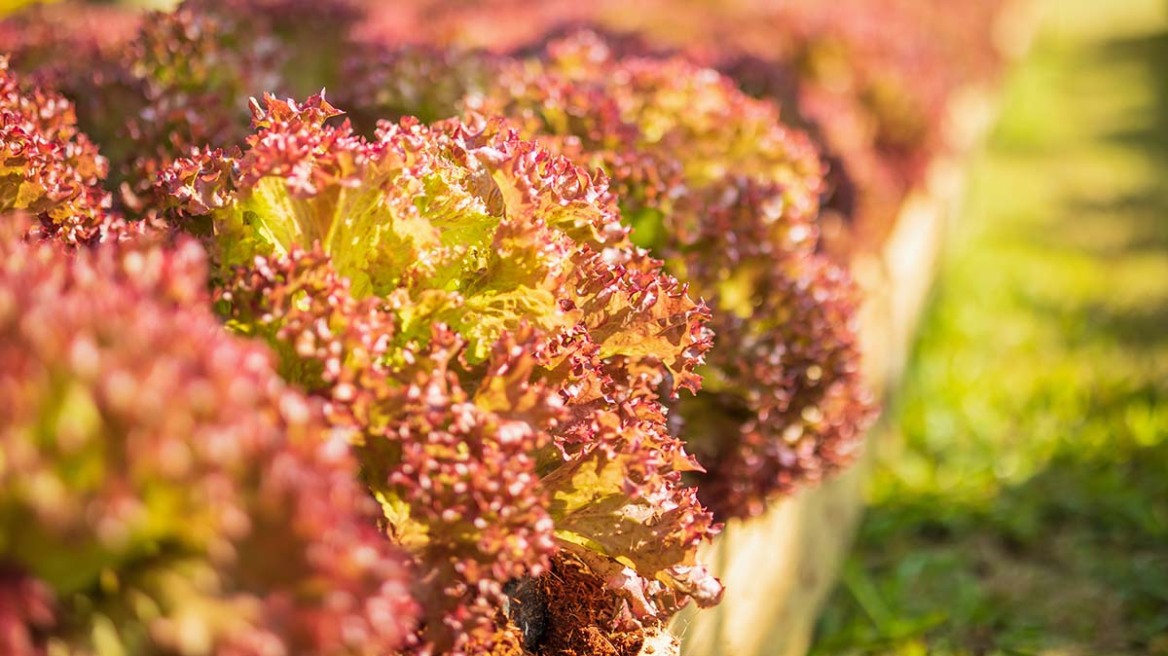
810,1 -> 1168,654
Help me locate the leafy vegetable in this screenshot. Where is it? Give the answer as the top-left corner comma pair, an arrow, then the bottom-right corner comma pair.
161,94 -> 720,653
0,57 -> 118,244
342,31 -> 876,519
0,213 -> 417,655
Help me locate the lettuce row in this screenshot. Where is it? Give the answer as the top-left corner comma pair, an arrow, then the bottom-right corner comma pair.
353,0 -> 1006,248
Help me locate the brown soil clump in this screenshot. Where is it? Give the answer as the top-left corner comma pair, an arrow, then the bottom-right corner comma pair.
534,555 -> 651,656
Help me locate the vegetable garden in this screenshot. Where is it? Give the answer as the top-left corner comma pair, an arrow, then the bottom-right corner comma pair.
0,1 -> 1027,654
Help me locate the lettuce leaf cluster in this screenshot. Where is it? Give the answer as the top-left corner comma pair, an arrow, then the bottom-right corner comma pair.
0,57 -> 117,245
0,213 -> 416,655
159,94 -> 720,652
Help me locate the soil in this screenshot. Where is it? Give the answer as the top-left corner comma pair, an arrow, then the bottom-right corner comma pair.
531,555 -> 651,656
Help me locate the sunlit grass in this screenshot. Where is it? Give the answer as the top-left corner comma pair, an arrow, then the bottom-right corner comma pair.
811,0 -> 1168,653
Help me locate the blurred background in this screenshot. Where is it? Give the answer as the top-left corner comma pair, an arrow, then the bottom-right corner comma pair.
812,1 -> 1168,654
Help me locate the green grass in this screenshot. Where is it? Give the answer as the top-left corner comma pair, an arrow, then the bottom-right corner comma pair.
810,1 -> 1168,654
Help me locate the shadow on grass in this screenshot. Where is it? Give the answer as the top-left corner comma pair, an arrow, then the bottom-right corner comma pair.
1096,30 -> 1168,166
1051,31 -> 1168,256
1037,30 -> 1168,352
811,21 -> 1168,656
1021,293 -> 1168,352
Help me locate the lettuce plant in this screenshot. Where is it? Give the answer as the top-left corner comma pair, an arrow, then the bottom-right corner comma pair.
342,31 -> 875,519
0,213 -> 417,655
0,57 -> 117,245
161,94 -> 721,653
